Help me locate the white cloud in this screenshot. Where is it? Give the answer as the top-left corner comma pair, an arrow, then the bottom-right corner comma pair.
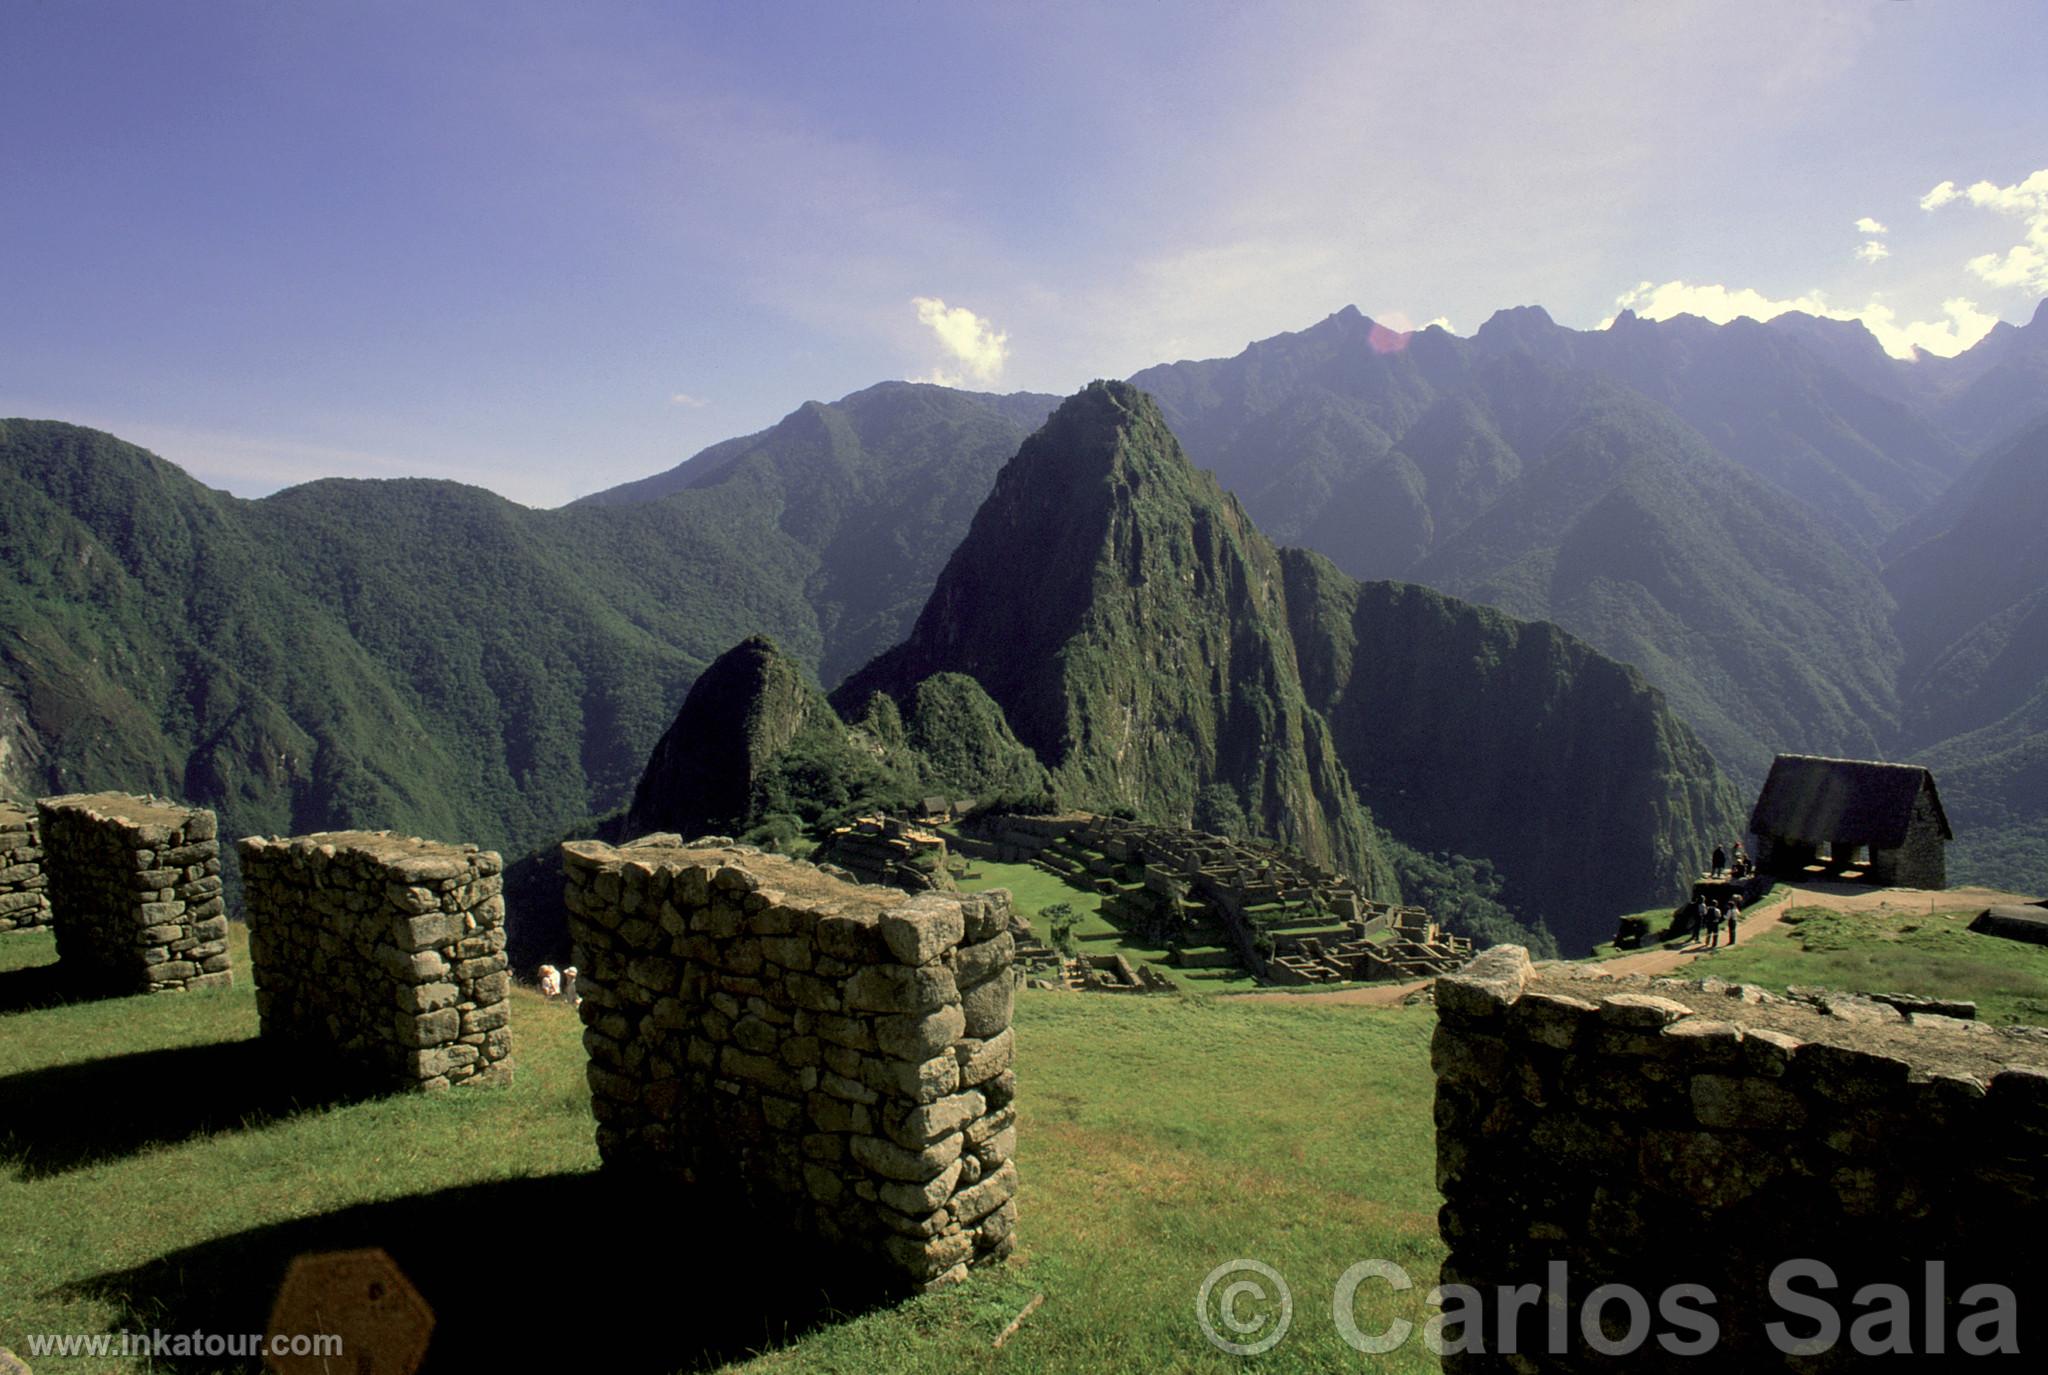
911,296 -> 1009,386
1919,168 -> 2048,295
668,392 -> 710,408
1855,217 -> 1889,234
1920,180 -> 1960,210
1961,169 -> 2048,215
1855,240 -> 1890,264
1610,280 -> 1999,359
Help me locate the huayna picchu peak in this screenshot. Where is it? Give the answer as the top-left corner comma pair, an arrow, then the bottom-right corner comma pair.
810,378 -> 1738,946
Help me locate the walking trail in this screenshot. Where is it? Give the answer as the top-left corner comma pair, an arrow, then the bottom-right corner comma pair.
1229,882 -> 2038,1009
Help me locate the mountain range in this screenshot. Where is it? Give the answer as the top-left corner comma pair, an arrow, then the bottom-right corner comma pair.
2,294 -> 2043,940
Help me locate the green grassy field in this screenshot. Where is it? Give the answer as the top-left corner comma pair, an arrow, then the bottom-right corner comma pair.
0,925 -> 1444,1373
954,861 -> 1260,993
1695,902 -> 2048,1026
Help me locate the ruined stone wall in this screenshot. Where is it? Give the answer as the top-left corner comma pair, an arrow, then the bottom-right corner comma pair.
240,832 -> 510,1091
0,801 -> 50,932
1434,947 -> 2047,1368
1871,790 -> 1947,889
38,792 -> 226,992
812,815 -> 958,893
562,835 -> 1017,1292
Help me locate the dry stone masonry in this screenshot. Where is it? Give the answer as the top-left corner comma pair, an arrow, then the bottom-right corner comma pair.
811,814 -> 958,893
561,834 -> 1018,1292
38,792 -> 227,992
239,831 -> 511,1091
1433,947 -> 2047,1368
0,800 -> 50,932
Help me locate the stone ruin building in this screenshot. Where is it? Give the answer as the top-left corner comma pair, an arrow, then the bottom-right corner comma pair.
561,834 -> 1018,1293
239,831 -> 512,1092
954,812 -> 1469,985
0,800 -> 50,932
1070,951 -> 1177,993
811,815 -> 958,893
1749,753 -> 1951,888
1434,946 -> 2045,1368
37,792 -> 229,994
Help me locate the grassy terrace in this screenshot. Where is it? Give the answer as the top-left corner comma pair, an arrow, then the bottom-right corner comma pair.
0,924 -> 1444,1373
953,859 -> 1259,993
1696,902 -> 2048,1026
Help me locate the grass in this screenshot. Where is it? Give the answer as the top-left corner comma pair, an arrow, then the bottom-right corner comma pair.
0,924 -> 1445,1373
954,861 -> 1260,993
1693,902 -> 2048,1026
1583,885 -> 1793,960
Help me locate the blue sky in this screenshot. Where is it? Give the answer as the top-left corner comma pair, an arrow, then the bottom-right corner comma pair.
4,1 -> 2044,506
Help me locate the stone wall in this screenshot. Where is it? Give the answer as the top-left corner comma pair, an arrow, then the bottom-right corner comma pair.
0,801 -> 50,932
562,834 -> 1018,1292
240,831 -> 511,1091
811,815 -> 958,893
1871,790 -> 1948,889
38,792 -> 227,993
1433,947 -> 2047,1367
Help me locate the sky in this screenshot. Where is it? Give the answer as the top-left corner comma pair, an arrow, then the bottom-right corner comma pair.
3,1 -> 2045,507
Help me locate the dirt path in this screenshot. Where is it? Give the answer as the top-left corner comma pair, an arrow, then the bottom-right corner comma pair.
1229,883 -> 2040,1007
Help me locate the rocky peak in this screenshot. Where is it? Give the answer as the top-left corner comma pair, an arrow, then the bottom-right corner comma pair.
624,635 -> 821,837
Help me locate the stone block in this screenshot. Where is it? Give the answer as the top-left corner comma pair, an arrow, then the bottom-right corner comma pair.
880,894 -> 965,966
876,1005 -> 967,1063
1434,944 -> 1531,1022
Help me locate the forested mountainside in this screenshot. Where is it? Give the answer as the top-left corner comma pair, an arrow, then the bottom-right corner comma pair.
1885,415 -> 2048,887
1122,304 -> 2048,890
0,385 -> 1046,865
576,382 -> 1057,685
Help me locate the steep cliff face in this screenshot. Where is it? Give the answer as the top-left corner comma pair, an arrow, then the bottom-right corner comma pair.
1283,552 -> 1746,950
835,380 -> 1393,891
624,635 -> 895,838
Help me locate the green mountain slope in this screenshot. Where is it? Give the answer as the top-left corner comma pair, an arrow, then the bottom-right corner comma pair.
578,382 -> 1057,684
835,381 -> 1393,891
1283,554 -> 1745,950
0,420 -> 818,866
0,387 -> 1055,863
1885,416 -> 2048,888
1411,379 -> 1903,783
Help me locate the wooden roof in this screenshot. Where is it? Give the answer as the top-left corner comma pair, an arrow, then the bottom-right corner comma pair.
1747,754 -> 1952,848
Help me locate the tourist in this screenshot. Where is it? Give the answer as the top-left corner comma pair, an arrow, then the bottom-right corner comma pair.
1725,897 -> 1741,944
562,965 -> 580,1006
1732,840 -> 1749,877
538,964 -> 561,999
1704,901 -> 1723,949
1711,843 -> 1727,877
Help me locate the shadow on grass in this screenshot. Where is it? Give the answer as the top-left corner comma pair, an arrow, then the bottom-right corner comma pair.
0,957 -> 121,1017
74,1171 -> 900,1373
0,1037 -> 375,1178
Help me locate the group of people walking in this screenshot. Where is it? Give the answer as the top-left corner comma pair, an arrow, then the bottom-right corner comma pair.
1688,895 -> 1742,948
